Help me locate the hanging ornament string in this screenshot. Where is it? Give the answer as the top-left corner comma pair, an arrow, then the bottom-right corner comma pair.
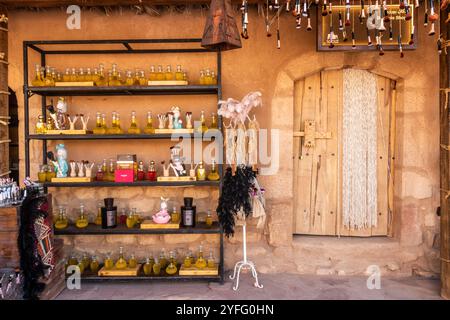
352,0 -> 356,48
277,7 -> 281,49
398,18 -> 404,57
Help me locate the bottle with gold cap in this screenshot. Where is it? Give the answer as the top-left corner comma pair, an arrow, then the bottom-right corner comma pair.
144,112 -> 154,134
54,206 -> 68,230
35,115 -> 47,134
165,65 -> 174,81
95,201 -> 103,226
93,112 -> 106,134
149,65 -> 157,81
75,203 -> 89,229
165,251 -> 178,275
175,65 -> 184,81
31,64 -> 44,86
127,111 -> 141,134
115,247 -> 128,269
196,111 -> 208,133
156,65 -> 165,81
104,252 -> 114,270
196,161 -> 206,181
90,256 -> 100,273
195,245 -> 207,269
207,159 -> 220,181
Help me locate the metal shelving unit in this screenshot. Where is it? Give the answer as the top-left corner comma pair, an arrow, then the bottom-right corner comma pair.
23,38 -> 224,283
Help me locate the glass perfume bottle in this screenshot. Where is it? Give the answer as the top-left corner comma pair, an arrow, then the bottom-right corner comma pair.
132,208 -> 140,225
184,251 -> 192,268
90,256 -> 100,273
35,115 -> 46,134
68,254 -> 78,266
149,65 -> 157,81
38,165 -> 47,183
46,164 -> 56,182
63,68 -> 71,82
44,65 -> 55,86
152,258 -> 161,275
144,112 -> 154,134
207,159 -> 220,181
199,70 -> 206,85
211,71 -> 218,85
128,254 -> 137,268
115,112 -> 124,134
119,207 -> 128,225
107,158 -> 115,182
70,68 -> 77,82
96,164 -> 104,181
133,69 -> 140,85
46,115 -> 55,131
77,261 -> 85,274
171,206 -> 180,224
137,161 -> 145,181
165,251 -> 178,275
139,70 -> 147,86
54,206 -> 68,230
92,67 -> 100,84
93,112 -> 106,134
125,70 -> 134,86
196,111 -> 208,133
126,210 -> 135,229
127,111 -> 141,134
207,250 -> 216,268
101,113 -> 108,131
204,69 -> 212,85
75,203 -> 89,229
156,65 -> 165,81
106,111 -> 117,134
210,112 -> 218,129
115,247 -> 128,269
85,67 -> 93,82
146,160 -> 157,181
31,64 -> 44,86
206,210 -> 213,227
143,257 -> 153,275
97,64 -> 107,86
81,253 -> 91,270
165,65 -> 174,80
195,245 -> 207,269
109,63 -> 121,86
95,201 -> 103,225
159,248 -> 167,269
175,65 -> 184,81
78,68 -> 85,82
196,161 -> 206,181
104,252 -> 114,270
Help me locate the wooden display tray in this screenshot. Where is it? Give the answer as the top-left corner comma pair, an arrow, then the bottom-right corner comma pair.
179,264 -> 218,276
153,128 -> 194,134
55,81 -> 95,87
45,129 -> 92,135
157,176 -> 196,182
98,264 -> 142,276
140,220 -> 180,229
148,80 -> 188,86
51,177 -> 93,183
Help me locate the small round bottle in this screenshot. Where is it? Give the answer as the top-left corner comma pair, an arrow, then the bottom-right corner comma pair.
115,247 -> 128,269
90,256 -> 100,273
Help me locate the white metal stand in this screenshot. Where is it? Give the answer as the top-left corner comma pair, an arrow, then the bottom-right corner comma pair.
229,222 -> 263,291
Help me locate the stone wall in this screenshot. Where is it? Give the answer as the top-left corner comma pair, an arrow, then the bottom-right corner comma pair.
7,7 -> 440,276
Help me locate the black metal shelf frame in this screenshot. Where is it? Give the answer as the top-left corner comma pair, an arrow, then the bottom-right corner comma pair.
23,38 -> 224,283
43,180 -> 220,188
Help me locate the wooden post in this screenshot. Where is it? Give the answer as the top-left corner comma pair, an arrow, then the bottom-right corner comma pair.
0,10 -> 8,178
440,6 -> 450,300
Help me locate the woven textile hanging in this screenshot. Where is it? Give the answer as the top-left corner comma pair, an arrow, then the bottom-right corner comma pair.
342,69 -> 378,230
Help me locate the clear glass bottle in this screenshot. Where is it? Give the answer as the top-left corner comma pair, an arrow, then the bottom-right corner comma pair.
149,65 -> 157,81
211,71 -> 218,85
95,201 -> 103,225
152,258 -> 161,275
31,64 -> 44,86
159,248 -> 167,269
68,254 -> 78,266
197,111 -> 208,133
156,65 -> 165,81
143,257 -> 153,275
127,111 -> 141,134
126,210 -> 135,229
144,111 -> 154,134
183,250 -> 192,268
92,67 -> 100,84
146,160 -> 157,181
195,245 -> 207,269
44,65 -> 55,86
90,256 -> 100,273
104,252 -> 114,270
97,64 -> 106,86
70,68 -> 78,82
101,113 -> 108,131
128,254 -> 137,268
210,112 -> 218,129
199,70 -> 206,85
134,69 -> 140,85
139,70 -> 147,86
75,203 -> 89,229
81,253 -> 91,270
54,206 -> 68,230
107,111 -> 118,134
165,251 -> 178,275
35,115 -> 46,134
171,206 -> 180,224
46,164 -> 56,181
207,250 -> 215,268
38,165 -> 47,183
196,161 -> 206,181
165,65 -> 174,81
207,159 -> 220,181
175,65 -> 184,81
108,158 -> 115,182
63,68 -> 71,82
116,112 -> 124,134
125,70 -> 134,86
93,112 -> 106,134
78,67 -> 85,82
85,67 -> 93,82
109,63 -> 121,86
206,210 -> 213,227
115,247 -> 128,269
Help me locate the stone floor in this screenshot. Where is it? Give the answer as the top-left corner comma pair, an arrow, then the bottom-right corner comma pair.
55,273 -> 442,300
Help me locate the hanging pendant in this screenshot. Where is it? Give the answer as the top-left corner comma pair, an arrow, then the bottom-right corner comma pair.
351,31 -> 356,48
409,25 -> 415,45
322,0 -> 328,16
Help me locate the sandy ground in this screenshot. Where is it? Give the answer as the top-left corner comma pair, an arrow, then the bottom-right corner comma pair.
55,273 -> 442,300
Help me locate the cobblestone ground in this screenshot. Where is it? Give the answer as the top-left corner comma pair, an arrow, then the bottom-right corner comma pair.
56,273 -> 442,300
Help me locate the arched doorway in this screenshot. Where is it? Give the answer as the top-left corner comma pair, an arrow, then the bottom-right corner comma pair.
293,68 -> 396,237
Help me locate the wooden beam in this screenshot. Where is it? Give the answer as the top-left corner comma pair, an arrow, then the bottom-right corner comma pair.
0,0 -> 263,8
440,6 -> 450,300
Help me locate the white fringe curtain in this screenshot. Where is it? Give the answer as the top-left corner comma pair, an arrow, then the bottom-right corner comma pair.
342,69 -> 378,230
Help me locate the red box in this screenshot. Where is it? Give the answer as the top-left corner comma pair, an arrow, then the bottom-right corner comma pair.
115,169 -> 134,182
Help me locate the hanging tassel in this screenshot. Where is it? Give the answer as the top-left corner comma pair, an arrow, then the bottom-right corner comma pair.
241,0 -> 249,39
277,11 -> 281,49
409,25 -> 415,45
367,27 -> 372,46
383,0 -> 390,22
398,34 -> 404,57
294,0 -> 301,16
322,0 -> 328,16
286,0 -> 291,11
376,30 -> 385,55
360,0 -> 366,23
328,8 -> 335,48
429,0 -> 439,22
339,11 -> 344,30
274,0 -> 280,9
405,0 -> 412,21
307,11 -> 312,31
424,11 -> 429,26
296,14 -> 302,29
389,20 -> 393,40
352,31 -> 356,48
429,21 -> 436,36
345,0 -> 351,26
302,0 -> 308,17
266,0 -> 272,36
328,1 -> 333,14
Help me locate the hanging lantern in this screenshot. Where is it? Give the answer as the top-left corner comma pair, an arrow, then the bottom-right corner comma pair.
201,0 -> 242,51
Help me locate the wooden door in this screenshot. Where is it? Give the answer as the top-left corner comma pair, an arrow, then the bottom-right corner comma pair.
293,69 -> 395,237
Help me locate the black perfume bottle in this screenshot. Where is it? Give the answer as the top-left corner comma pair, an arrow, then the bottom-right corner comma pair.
181,197 -> 196,227
101,197 -> 117,229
